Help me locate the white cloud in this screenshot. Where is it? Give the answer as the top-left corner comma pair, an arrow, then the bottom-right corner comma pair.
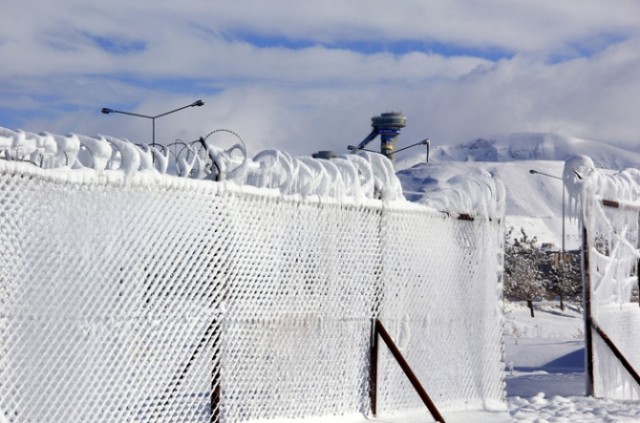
1,0 -> 640,157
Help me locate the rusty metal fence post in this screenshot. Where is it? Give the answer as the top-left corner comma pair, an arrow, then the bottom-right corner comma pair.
582,224 -> 595,396
370,318 -> 446,423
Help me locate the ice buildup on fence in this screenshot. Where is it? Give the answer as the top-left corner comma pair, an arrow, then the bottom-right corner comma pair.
0,126 -> 507,422
0,126 -> 405,201
568,155 -> 640,400
419,167 -> 506,221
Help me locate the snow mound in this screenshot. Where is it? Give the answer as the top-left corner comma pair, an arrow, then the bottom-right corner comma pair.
509,393 -> 640,422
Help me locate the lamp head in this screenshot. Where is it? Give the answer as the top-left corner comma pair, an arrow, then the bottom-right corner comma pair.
191,100 -> 205,107
101,108 -> 113,114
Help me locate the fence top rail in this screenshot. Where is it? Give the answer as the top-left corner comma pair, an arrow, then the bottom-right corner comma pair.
599,197 -> 640,212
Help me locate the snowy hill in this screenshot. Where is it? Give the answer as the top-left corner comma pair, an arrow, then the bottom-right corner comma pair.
396,133 -> 640,250
398,132 -> 640,170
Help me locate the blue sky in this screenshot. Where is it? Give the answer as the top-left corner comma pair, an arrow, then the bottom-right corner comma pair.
1,0 -> 640,155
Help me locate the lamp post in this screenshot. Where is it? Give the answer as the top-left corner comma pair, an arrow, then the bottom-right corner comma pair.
529,168 -> 567,310
348,138 -> 430,162
101,99 -> 205,146
529,169 -> 565,254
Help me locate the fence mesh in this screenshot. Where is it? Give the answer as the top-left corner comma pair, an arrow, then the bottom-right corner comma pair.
575,161 -> 640,400
0,159 -> 504,422
378,210 -> 504,413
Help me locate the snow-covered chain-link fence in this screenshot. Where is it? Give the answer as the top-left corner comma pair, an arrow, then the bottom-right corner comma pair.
566,156 -> 640,400
0,129 -> 505,422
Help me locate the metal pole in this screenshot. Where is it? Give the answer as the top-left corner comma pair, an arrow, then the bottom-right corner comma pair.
582,225 -> 595,396
560,184 -> 566,310
591,320 -> 640,388
101,100 -> 204,145
370,319 -> 379,417
374,319 -> 446,423
529,169 -> 566,308
562,185 -> 566,255
528,171 -> 565,245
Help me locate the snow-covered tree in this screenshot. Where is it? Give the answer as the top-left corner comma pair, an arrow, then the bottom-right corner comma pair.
503,227 -> 546,317
544,251 -> 582,311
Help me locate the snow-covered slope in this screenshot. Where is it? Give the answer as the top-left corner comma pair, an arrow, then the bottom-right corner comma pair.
396,133 -> 640,250
398,132 -> 640,170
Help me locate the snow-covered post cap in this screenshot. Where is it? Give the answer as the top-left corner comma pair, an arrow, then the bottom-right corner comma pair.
563,155 -> 595,210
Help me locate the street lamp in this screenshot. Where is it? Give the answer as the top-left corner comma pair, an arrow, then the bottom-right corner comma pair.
529,168 -> 567,310
348,138 -> 430,162
101,100 -> 205,146
529,169 -> 565,254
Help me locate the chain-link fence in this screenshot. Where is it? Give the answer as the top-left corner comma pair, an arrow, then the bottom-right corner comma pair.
0,158 -> 504,422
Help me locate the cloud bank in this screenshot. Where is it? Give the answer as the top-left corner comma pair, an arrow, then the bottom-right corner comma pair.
1,0 -> 639,156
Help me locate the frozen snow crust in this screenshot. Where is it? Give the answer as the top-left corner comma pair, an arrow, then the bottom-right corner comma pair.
0,128 -> 505,422
565,156 -> 640,400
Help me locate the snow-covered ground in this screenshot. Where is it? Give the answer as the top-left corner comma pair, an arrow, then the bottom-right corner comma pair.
271,301 -> 640,422
391,300 -> 640,422
505,301 -> 640,422
330,301 -> 640,422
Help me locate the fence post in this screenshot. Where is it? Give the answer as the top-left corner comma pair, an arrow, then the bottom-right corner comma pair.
590,320 -> 640,388
372,319 -> 446,423
370,319 -> 379,417
582,225 -> 595,396
212,336 -> 221,423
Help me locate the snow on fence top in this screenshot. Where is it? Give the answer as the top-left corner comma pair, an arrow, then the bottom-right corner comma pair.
564,155 -> 640,306
564,154 -> 640,217
0,127 -> 404,202
419,168 -> 506,221
0,126 -> 506,220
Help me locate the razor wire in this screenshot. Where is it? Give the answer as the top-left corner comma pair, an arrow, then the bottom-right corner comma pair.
0,127 -> 403,201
